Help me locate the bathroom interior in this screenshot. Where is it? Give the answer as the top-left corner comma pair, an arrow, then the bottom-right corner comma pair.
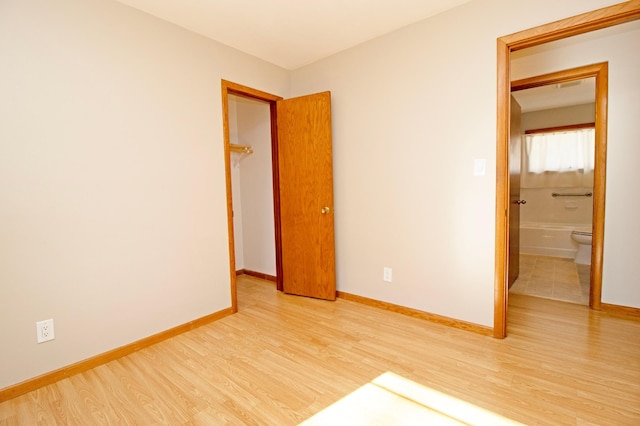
510,78 -> 595,305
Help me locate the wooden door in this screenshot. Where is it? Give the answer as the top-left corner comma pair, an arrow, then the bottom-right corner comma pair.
508,95 -> 522,288
277,92 -> 336,300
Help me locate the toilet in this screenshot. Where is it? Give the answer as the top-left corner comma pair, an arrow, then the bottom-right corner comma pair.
571,230 -> 592,265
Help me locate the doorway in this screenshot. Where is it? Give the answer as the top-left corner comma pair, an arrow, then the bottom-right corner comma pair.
221,81 -> 283,312
228,94 -> 277,283
493,2 -> 640,338
509,68 -> 603,307
221,81 -> 337,309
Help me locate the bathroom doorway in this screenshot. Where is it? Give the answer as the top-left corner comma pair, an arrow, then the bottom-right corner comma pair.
510,72 -> 598,307
506,63 -> 608,314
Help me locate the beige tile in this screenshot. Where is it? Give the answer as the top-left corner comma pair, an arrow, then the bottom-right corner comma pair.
510,254 -> 589,306
555,270 -> 579,284
534,259 -> 556,270
553,285 -> 581,297
518,272 -> 533,282
555,261 -> 577,273
519,264 -> 534,274
526,285 -> 554,298
520,255 -> 537,266
510,282 -> 528,295
532,269 -> 555,280
576,264 -> 590,274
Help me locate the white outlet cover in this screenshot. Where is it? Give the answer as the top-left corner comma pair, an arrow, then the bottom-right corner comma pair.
36,319 -> 55,343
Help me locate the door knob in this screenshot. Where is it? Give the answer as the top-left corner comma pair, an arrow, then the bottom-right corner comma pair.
515,200 -> 527,205
321,206 -> 331,214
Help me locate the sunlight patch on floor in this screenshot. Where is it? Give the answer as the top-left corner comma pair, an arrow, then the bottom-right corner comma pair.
301,372 -> 523,425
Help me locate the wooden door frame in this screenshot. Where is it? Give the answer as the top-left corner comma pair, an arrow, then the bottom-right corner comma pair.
221,80 -> 284,312
511,62 -> 608,302
494,0 -> 640,338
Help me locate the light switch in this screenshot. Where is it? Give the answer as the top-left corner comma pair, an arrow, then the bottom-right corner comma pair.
383,267 -> 392,283
474,159 -> 486,176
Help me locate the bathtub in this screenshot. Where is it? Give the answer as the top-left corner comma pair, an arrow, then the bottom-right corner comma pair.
519,222 -> 590,258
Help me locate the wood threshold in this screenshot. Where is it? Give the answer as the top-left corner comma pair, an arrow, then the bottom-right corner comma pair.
0,307 -> 234,402
337,291 -> 493,337
494,1 -> 640,339
236,269 -> 277,282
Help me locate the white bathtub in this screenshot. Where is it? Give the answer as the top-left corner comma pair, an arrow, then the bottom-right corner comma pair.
519,222 -> 590,258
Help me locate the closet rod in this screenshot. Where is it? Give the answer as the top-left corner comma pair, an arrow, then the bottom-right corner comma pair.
229,144 -> 253,154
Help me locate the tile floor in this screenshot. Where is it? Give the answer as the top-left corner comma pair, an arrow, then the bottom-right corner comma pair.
509,254 -> 591,305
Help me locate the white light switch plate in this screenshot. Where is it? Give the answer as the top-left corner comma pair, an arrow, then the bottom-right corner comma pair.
383,267 -> 392,283
474,158 -> 487,176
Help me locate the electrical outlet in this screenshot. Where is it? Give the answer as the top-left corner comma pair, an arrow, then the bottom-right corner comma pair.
383,267 -> 393,283
36,319 -> 55,343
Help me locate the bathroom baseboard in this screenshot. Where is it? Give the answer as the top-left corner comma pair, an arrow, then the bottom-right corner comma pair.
0,307 -> 234,402
600,303 -> 640,318
336,291 -> 493,336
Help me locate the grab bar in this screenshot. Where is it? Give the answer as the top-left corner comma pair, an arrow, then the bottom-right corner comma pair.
551,192 -> 593,197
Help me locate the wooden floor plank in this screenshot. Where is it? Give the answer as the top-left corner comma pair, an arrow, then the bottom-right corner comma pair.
1,275 -> 639,425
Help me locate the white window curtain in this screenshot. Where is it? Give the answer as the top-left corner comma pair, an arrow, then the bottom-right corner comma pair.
521,128 -> 595,188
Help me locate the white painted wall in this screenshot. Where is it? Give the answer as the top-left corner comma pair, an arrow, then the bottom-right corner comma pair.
512,20 -> 640,309
290,0 -> 624,326
521,103 -> 595,226
521,103 -> 596,132
520,188 -> 594,226
0,0 -> 288,389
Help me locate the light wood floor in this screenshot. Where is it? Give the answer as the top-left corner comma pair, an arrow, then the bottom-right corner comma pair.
1,275 -> 639,425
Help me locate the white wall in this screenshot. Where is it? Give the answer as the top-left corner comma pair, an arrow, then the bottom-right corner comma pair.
230,96 -> 276,276
520,188 -> 594,226
512,20 -> 640,309
521,103 -> 596,132
229,100 -> 245,269
521,104 -> 595,226
290,0 -> 623,326
0,0 -> 289,389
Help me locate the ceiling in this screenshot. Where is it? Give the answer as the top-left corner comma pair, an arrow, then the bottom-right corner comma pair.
512,78 -> 596,113
113,1 -> 637,113
113,0 -> 472,70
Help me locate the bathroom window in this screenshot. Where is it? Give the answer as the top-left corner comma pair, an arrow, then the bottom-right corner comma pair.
522,127 -> 595,188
